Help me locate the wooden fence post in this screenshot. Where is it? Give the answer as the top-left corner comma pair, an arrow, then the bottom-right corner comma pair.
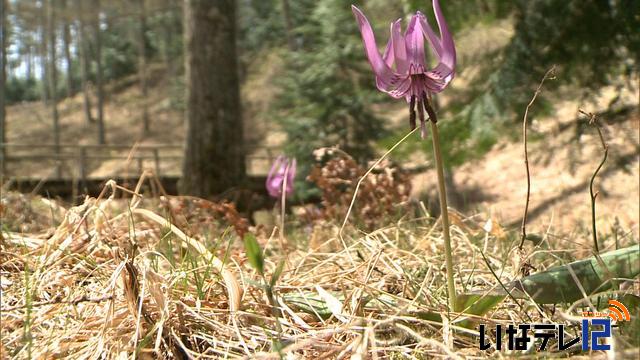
153,148 -> 160,176
137,157 -> 143,175
79,146 -> 87,185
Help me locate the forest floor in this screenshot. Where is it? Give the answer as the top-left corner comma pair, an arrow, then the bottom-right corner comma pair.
1,148 -> 639,358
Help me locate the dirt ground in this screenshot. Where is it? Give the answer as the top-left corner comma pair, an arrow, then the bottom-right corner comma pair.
412,84 -> 639,241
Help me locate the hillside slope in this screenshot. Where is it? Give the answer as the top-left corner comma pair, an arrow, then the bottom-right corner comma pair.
412,84 -> 639,240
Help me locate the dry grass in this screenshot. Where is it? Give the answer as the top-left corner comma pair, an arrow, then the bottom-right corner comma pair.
1,170 -> 638,359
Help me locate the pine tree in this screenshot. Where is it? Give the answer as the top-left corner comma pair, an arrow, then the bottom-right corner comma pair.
276,0 -> 387,176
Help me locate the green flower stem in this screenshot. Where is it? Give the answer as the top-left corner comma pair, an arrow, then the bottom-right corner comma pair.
428,115 -> 457,312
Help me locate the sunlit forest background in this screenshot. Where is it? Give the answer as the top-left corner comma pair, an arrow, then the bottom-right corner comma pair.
0,0 -> 639,358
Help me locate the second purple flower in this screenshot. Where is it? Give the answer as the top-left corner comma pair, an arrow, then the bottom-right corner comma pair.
266,155 -> 297,198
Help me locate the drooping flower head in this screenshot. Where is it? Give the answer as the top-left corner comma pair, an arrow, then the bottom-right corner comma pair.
266,155 -> 297,198
352,0 -> 456,137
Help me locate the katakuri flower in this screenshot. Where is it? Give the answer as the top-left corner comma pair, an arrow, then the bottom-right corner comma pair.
266,156 -> 297,198
352,0 -> 456,137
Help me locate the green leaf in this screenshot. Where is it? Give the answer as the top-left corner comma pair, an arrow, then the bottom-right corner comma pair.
456,293 -> 506,317
283,292 -> 336,320
474,245 -> 639,304
524,233 -> 544,246
243,233 -> 264,276
270,260 -> 285,288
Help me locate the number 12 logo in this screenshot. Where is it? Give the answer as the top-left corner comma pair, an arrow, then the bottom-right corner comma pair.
582,318 -> 611,351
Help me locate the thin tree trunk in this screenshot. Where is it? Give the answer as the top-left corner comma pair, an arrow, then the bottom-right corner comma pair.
75,0 -> 92,124
136,0 -> 149,135
160,6 -> 170,68
158,0 -> 180,98
26,45 -> 34,80
1,0 -> 7,175
39,0 -> 49,105
181,0 -> 245,196
61,0 -> 73,98
47,0 -> 61,177
281,0 -> 295,51
94,0 -> 105,144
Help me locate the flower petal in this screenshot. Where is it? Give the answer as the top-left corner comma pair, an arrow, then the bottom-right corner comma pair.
432,0 -> 456,67
381,29 -> 394,67
418,13 -> 443,58
378,75 -> 412,99
267,155 -> 283,184
390,19 -> 408,74
351,6 -> 402,88
404,14 -> 426,73
421,0 -> 456,92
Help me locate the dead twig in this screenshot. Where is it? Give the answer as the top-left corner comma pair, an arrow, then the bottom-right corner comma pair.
519,66 -> 556,250
1,294 -> 114,312
579,110 -> 608,254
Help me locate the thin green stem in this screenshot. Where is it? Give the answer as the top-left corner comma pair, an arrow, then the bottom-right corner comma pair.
279,165 -> 290,266
427,113 -> 457,311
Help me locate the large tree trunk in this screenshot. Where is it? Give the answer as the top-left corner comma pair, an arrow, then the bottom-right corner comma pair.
75,0 -> 92,124
1,0 -> 7,175
94,0 -> 105,144
136,0 -> 149,135
61,0 -> 73,98
181,0 -> 245,197
47,0 -> 60,177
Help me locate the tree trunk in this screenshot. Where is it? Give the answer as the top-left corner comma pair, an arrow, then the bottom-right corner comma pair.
281,0 -> 295,51
39,0 -> 49,105
1,0 -> 7,175
94,0 -> 105,144
136,0 -> 149,135
181,0 -> 245,197
47,0 -> 61,177
75,0 -> 92,124
61,0 -> 73,98
26,44 -> 34,81
160,1 -> 169,65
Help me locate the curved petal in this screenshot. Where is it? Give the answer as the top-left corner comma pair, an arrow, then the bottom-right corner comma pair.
432,0 -> 455,68
417,12 -> 443,59
424,0 -> 456,92
267,155 -> 283,184
423,75 -> 447,93
378,75 -> 412,99
267,176 -> 283,197
404,14 -> 426,73
390,19 -> 408,74
380,25 -> 395,67
351,6 -> 401,88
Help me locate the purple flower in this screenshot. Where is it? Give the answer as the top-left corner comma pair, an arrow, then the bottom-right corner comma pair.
266,156 -> 297,198
352,0 -> 456,137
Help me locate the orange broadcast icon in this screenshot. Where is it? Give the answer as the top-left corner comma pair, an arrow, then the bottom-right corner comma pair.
608,300 -> 631,322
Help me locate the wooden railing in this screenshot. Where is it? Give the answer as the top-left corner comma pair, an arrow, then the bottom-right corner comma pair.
0,143 -> 280,182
